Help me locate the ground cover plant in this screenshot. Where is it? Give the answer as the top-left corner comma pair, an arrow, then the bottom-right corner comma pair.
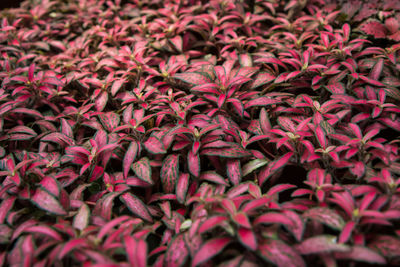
0,0 -> 400,266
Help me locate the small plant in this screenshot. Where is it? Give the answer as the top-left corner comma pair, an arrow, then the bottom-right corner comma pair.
0,0 -> 400,266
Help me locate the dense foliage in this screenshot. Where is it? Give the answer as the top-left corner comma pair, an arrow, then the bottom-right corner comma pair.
1,0 -> 400,266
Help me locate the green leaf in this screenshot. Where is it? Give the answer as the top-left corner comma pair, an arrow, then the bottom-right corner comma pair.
242,159 -> 269,176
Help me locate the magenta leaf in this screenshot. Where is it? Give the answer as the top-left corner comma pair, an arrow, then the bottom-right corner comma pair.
335,246 -> 386,264
131,157 -> 153,184
244,97 -> 279,109
283,210 -> 304,242
188,149 -> 200,177
258,238 -> 305,267
93,192 -> 120,220
201,146 -> 252,158
370,58 -> 384,81
0,196 -> 16,224
232,212 -> 252,229
271,152 -> 293,171
277,117 -> 296,132
144,136 -> 166,154
24,225 -> 63,241
176,172 -> 189,204
72,204 -> 90,231
31,188 -> 67,216
368,235 -> 400,258
123,141 -> 138,178
303,207 -> 345,231
95,91 -> 108,111
58,238 -> 89,259
199,215 -> 229,234
111,78 -> 126,96
325,83 -> 345,94
192,237 -> 232,267
251,72 -> 275,89
237,227 -> 257,251
39,176 -> 60,197
255,212 -> 294,226
315,125 -> 327,148
120,193 -> 153,222
226,159 -> 241,185
124,235 -> 147,267
98,112 -> 120,132
161,154 -> 179,193
41,132 -> 74,146
295,235 -> 350,254
165,234 -> 189,267
199,171 -> 229,186
174,72 -> 212,86
360,20 -> 387,38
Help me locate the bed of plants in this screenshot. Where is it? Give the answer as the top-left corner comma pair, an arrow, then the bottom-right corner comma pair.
1,0 -> 400,266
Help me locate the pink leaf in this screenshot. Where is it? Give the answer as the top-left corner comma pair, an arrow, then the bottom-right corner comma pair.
93,192 -> 119,220
95,91 -> 108,111
277,117 -> 296,132
58,238 -> 89,259
368,235 -> 400,258
245,97 -> 279,109
174,72 -> 212,86
258,238 -> 305,267
271,152 -> 293,171
335,246 -> 386,264
267,183 -> 296,196
350,161 -> 365,178
123,141 -> 138,179
98,112 -> 120,132
24,225 -> 63,241
370,58 -> 384,81
283,210 -> 304,242
303,207 -> 345,230
199,216 -> 228,234
0,196 -> 16,224
255,213 -> 293,226
131,157 -> 153,184
237,227 -> 257,250
124,235 -> 147,267
28,63 -> 35,81
12,108 -> 43,118
192,237 -> 231,267
188,149 -> 200,177
73,204 -> 90,231
169,35 -> 183,52
360,20 -> 387,38
315,125 -> 327,149
232,212 -> 252,229
165,234 -> 189,267
97,216 -> 130,240
199,171 -> 229,186
111,79 -> 126,96
295,235 -> 350,254
339,221 -> 356,244
176,173 -> 189,204
31,188 -> 67,216
325,82 -> 345,94
201,146 -> 252,158
161,154 -> 179,193
39,176 -> 60,197
144,136 -> 166,154
226,159 -> 241,185
120,193 -> 153,222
